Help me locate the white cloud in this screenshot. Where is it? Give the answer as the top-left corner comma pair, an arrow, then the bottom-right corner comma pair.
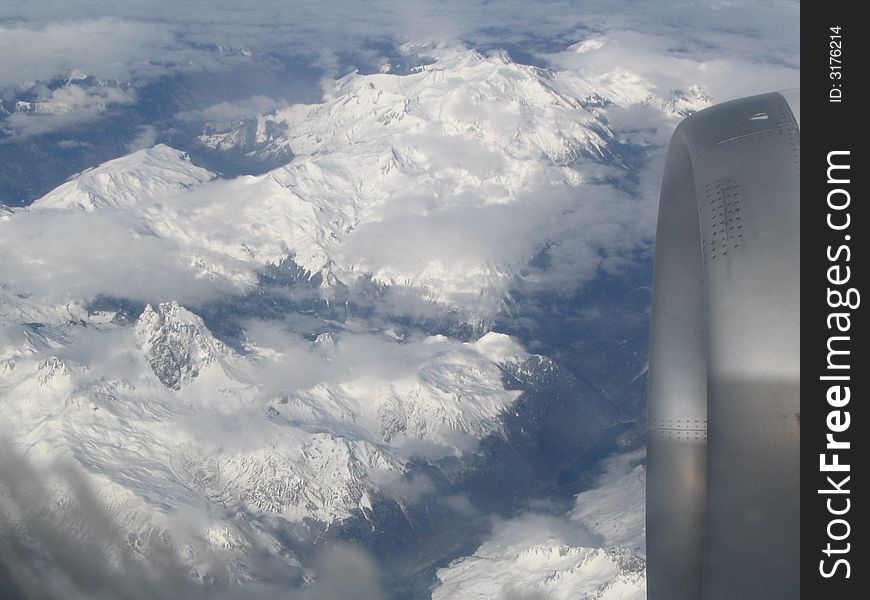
3,82 -> 137,138
176,95 -> 288,123
0,207 -> 248,307
126,125 -> 158,152
1,1 -> 798,139
0,436 -> 386,600
0,19 -> 179,90
547,28 -> 798,104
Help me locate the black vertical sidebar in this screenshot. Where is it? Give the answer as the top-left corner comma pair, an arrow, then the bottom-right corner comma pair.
803,5 -> 864,598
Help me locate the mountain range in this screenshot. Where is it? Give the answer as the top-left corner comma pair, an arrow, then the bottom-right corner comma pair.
0,45 -> 692,597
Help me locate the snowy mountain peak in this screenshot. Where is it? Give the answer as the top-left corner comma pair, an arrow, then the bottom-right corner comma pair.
32,144 -> 214,211
179,46 -> 660,315
662,85 -> 712,117
203,46 -> 615,167
433,452 -> 647,599
7,46 -> 664,322
37,356 -> 72,389
133,301 -> 231,389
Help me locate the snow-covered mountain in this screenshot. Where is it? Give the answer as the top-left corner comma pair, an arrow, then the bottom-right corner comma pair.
0,45 -> 666,596
133,302 -> 235,390
32,145 -> 215,211
432,451 -> 646,599
1,301 -> 529,524
9,46 -> 679,319
200,48 -> 617,165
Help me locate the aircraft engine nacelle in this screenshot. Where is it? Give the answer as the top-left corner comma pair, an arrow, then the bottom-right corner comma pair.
646,91 -> 800,599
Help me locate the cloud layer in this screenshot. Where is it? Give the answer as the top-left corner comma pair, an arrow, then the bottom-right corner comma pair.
2,1 -> 798,138
0,437 -> 385,600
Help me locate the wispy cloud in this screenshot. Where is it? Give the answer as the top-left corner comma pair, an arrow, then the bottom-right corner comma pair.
1,2 -> 798,138
0,436 -> 386,600
3,82 -> 137,138
0,207 -> 248,308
